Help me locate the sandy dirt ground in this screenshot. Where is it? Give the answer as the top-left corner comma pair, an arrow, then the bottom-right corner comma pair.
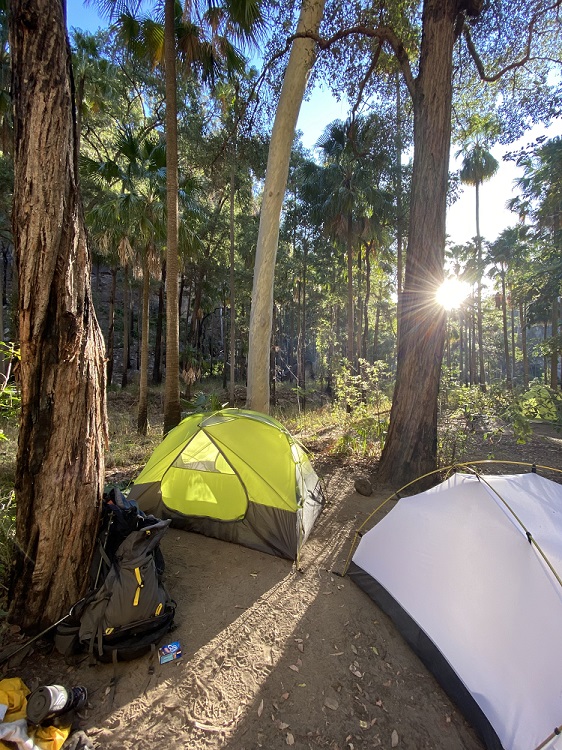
4,423 -> 562,749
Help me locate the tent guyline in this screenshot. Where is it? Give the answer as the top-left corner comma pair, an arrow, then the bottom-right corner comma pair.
341,460 -> 562,580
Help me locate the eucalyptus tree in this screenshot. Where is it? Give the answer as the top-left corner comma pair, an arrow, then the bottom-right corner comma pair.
9,0 -> 107,630
292,0 -> 562,485
456,116 -> 499,390
246,0 -> 326,412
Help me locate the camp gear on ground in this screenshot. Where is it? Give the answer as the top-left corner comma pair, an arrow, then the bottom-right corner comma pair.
0,678 -> 29,722
348,471 -> 562,750
0,678 -> 71,750
128,408 -> 325,560
26,686 -> 86,725
55,495 -> 175,663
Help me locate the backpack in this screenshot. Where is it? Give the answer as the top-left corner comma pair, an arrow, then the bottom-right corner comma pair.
55,493 -> 176,663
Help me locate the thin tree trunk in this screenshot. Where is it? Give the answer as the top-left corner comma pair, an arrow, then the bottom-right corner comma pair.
520,301 -> 528,388
9,0 -> 107,631
475,181 -> 486,391
121,264 -> 130,388
500,271 -> 511,388
551,296 -> 559,390
163,0 -> 181,433
362,241 -> 372,359
106,266 -> 117,386
511,302 -> 516,386
247,0 -> 326,412
346,211 -> 354,364
137,253 -> 150,435
229,157 -> 236,405
152,261 -> 165,384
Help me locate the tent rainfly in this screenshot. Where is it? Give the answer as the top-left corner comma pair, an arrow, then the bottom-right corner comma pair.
348,471 -> 562,750
128,409 -> 324,560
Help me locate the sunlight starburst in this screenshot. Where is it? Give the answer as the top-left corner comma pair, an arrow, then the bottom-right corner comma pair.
436,278 -> 471,310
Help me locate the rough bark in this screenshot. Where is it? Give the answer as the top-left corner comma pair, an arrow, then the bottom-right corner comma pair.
246,0 -> 326,413
378,0 -> 462,487
163,0 -> 181,433
9,0 -> 107,632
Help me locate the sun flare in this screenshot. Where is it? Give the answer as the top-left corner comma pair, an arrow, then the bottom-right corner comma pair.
436,278 -> 471,310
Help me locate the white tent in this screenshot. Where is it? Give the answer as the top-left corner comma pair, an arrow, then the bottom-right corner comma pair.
348,471 -> 562,750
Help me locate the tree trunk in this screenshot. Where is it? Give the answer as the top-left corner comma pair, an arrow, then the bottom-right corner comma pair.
121,264 -> 130,388
501,272 -> 511,388
475,181 -> 486,390
346,211 -> 354,365
229,157 -> 236,406
362,241 -> 372,359
163,0 -> 181,433
520,301 -> 528,388
106,266 -> 117,386
152,262 -> 165,384
551,296 -> 559,390
9,0 -> 107,632
378,0 -> 459,487
246,0 -> 326,413
137,253 -> 150,435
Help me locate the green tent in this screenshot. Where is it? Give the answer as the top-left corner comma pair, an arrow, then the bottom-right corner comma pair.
128,408 -> 325,560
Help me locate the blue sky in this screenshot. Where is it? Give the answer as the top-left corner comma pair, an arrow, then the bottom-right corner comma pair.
66,0 -> 560,249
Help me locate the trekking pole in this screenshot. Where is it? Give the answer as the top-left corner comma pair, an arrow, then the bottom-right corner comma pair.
0,599 -> 84,666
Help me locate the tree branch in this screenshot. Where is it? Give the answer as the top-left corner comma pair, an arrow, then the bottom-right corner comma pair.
463,0 -> 562,82
350,44 -> 382,121
290,25 -> 416,98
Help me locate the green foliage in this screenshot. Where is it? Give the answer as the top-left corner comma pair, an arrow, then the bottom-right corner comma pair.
0,489 -> 14,600
0,343 -> 20,441
516,381 -> 562,426
182,390 -> 225,415
438,378 -> 542,464
331,360 -> 391,457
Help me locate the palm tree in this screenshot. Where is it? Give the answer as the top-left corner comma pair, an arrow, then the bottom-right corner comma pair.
315,115 -> 394,369
457,118 -> 499,390
84,127 -> 167,432
91,0 -> 264,431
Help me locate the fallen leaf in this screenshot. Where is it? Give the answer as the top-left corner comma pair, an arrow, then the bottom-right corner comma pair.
286,732 -> 295,745
289,664 -> 299,672
371,646 -> 379,655
351,644 -> 358,655
330,652 -> 344,656
257,699 -> 264,717
297,643 -> 304,652
375,699 -> 383,707
281,693 -> 289,701
391,729 -> 399,747
298,683 -> 306,687
349,665 -> 363,678
278,722 -> 290,730
296,658 -> 302,667
324,697 -> 338,711
359,720 -> 369,729
294,638 -> 303,643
